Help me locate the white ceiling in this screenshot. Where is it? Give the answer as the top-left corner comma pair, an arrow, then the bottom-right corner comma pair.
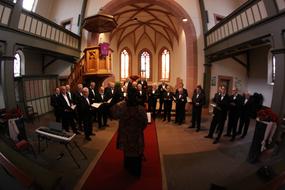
110,3 -> 182,52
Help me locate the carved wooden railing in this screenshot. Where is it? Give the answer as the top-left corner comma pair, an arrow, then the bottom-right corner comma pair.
0,0 -> 80,49
0,0 -> 13,26
67,56 -> 85,90
205,0 -> 285,48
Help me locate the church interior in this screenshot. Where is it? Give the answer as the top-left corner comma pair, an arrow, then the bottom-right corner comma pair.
0,0 -> 285,189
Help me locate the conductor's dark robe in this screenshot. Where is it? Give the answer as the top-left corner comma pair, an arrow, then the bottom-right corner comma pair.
238,96 -> 253,138
191,92 -> 205,130
207,94 -> 229,141
50,94 -> 61,122
163,91 -> 174,122
136,90 -> 147,107
95,93 -> 109,128
58,94 -> 77,133
226,94 -> 243,139
79,96 -> 93,138
175,93 -> 187,125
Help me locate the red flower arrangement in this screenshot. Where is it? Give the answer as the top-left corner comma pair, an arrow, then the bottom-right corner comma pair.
257,107 -> 278,122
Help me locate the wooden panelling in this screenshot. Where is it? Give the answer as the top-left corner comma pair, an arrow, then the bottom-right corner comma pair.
258,1 -> 268,19
24,15 -> 32,32
276,0 -> 285,11
30,18 -> 37,33
18,13 -> 26,30
1,6 -> 11,25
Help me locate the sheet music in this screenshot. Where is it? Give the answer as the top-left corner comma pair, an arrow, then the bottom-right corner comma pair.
187,97 -> 192,103
71,105 -> 76,110
91,103 -> 102,108
107,98 -> 112,104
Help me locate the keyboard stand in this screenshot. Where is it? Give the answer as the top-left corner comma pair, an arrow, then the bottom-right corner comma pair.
35,128 -> 87,168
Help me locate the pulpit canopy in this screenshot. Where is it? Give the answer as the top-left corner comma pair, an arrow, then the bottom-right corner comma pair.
82,14 -> 117,33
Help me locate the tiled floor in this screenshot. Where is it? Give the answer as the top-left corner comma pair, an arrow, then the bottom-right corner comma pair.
22,110 -> 283,190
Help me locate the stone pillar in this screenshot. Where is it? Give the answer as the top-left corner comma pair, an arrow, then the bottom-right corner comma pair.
203,59 -> 212,106
1,44 -> 16,109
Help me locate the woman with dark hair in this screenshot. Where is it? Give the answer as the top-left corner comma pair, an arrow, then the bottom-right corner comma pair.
111,87 -> 148,177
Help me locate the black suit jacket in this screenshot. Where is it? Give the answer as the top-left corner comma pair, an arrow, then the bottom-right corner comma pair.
192,92 -> 205,108
58,94 -> 73,113
79,96 -> 92,120
158,84 -> 168,98
137,90 -> 147,106
214,94 -> 229,120
88,88 -> 97,103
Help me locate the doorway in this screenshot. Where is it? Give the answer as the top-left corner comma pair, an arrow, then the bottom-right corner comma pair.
218,75 -> 233,95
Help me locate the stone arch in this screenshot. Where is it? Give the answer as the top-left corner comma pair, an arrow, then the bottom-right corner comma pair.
102,0 -> 198,93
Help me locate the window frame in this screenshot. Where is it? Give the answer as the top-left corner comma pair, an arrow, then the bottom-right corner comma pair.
138,48 -> 152,81
120,47 -> 132,81
158,47 -> 170,82
13,50 -> 25,78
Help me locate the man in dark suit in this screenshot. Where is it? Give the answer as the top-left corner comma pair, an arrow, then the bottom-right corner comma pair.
89,81 -> 97,122
88,81 -> 97,103
225,87 -> 243,141
189,85 -> 205,131
50,87 -> 61,122
95,86 -> 109,129
175,82 -> 188,122
175,87 -> 187,125
104,82 -> 115,101
163,86 -> 174,122
79,87 -> 95,141
138,78 -> 148,93
148,83 -> 159,120
66,84 -> 75,103
158,81 -> 168,115
73,83 -> 84,131
58,86 -> 79,134
237,92 -> 253,138
136,84 -> 147,107
205,86 -> 229,144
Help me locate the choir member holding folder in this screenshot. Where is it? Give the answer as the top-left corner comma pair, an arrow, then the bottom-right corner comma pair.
58,86 -> 79,134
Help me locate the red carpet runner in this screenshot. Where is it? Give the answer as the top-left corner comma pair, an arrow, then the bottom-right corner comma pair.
83,122 -> 162,190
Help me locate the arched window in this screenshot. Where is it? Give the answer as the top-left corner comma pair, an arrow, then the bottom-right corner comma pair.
120,49 -> 131,80
14,50 -> 25,77
159,48 -> 170,81
139,49 -> 152,80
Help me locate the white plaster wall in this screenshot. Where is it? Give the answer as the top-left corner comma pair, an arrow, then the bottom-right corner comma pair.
204,0 -> 244,29
45,60 -> 72,77
210,57 -> 248,99
48,0 -> 83,34
248,46 -> 273,107
35,0 -> 55,19
176,0 -> 205,87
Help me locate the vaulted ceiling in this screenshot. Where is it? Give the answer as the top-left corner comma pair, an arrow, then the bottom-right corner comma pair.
110,3 -> 182,52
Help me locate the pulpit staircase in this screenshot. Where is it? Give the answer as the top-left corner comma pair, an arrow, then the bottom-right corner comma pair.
66,46 -> 113,90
